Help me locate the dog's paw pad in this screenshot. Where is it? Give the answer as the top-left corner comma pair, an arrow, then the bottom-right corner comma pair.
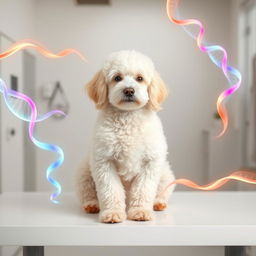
153,202 -> 167,211
128,208 -> 154,221
100,210 -> 126,223
83,204 -> 100,214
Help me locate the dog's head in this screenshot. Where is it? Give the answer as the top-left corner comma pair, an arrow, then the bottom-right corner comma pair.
86,50 -> 168,111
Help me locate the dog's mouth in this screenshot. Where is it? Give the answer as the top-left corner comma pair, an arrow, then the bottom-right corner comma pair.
118,97 -> 140,105
124,97 -> 134,102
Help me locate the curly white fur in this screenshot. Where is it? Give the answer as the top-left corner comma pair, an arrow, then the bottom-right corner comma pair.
76,50 -> 175,223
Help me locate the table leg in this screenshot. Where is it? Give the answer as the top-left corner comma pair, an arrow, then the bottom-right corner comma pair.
225,246 -> 250,256
23,246 -> 44,256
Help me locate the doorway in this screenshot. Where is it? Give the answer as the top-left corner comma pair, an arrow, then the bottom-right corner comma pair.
241,2 -> 256,169
0,33 -> 36,193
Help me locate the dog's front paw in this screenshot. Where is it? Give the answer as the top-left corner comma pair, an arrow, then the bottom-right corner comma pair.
153,202 -> 167,211
83,200 -> 100,214
128,207 -> 154,221
100,209 -> 126,223
153,199 -> 168,211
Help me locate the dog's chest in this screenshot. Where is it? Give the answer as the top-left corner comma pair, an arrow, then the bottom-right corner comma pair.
112,120 -> 144,159
105,115 -> 148,179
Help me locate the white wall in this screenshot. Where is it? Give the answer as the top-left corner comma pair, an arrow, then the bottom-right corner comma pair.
34,0 -> 237,192
0,0 -> 35,40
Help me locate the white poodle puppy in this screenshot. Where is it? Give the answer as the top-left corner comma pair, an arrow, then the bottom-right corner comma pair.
76,50 -> 175,223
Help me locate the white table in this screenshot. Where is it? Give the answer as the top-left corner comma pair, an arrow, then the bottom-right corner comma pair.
0,191 -> 255,256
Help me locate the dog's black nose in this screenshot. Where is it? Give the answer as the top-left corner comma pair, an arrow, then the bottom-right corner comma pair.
123,87 -> 135,97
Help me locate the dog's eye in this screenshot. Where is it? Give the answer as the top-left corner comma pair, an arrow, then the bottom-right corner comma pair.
136,76 -> 143,82
114,75 -> 122,82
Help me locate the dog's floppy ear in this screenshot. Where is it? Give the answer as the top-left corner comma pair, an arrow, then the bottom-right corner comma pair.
147,71 -> 168,111
86,70 -> 108,109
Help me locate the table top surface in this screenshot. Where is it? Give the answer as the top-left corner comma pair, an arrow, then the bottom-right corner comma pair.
0,191 -> 255,246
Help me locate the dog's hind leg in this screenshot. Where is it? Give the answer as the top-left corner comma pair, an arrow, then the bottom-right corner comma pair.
154,161 -> 175,211
75,159 -> 99,213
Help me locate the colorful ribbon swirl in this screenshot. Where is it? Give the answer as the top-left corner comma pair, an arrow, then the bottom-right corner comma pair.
0,40 -> 86,203
0,39 -> 86,61
166,0 -> 242,137
161,170 -> 256,196
161,0 -> 256,193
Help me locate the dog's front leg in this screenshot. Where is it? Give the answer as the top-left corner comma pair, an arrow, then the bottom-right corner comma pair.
92,160 -> 126,223
128,160 -> 161,221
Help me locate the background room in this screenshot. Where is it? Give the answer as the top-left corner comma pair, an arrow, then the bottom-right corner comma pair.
0,0 -> 255,255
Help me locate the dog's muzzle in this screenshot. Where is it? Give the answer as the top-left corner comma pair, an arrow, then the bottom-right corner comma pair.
123,87 -> 135,96
123,87 -> 135,102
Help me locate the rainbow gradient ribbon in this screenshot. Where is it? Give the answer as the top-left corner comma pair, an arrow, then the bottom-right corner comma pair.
161,170 -> 256,195
0,39 -> 86,61
166,0 -> 242,137
0,40 -> 86,203
158,0 -> 256,193
0,78 -> 64,203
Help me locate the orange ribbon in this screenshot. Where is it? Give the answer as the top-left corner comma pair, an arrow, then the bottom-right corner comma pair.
0,39 -> 86,62
162,170 -> 256,194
